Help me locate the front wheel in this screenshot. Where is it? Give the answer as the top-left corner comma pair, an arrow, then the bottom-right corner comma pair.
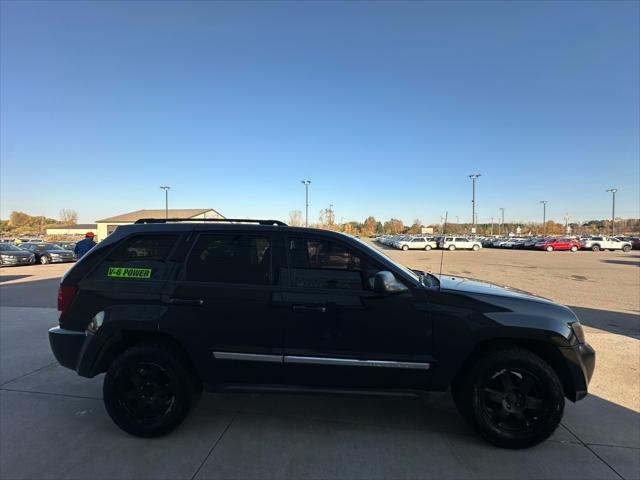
40,255 -> 49,265
103,343 -> 200,437
622,245 -> 631,252
546,246 -> 554,252
424,245 -> 432,251
453,347 -> 564,449
472,244 -> 480,251
591,245 -> 600,252
448,245 -> 456,251
570,245 -> 578,252
402,245 -> 409,251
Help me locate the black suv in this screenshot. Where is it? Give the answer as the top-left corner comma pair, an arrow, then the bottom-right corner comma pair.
49,218 -> 595,448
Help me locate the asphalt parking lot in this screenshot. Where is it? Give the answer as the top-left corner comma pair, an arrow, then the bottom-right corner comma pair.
1,249 -> 639,480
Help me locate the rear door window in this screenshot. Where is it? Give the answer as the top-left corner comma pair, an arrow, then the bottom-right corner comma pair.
185,234 -> 271,285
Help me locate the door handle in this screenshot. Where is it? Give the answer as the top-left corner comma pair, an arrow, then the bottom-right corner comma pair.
292,305 -> 326,313
169,298 -> 204,306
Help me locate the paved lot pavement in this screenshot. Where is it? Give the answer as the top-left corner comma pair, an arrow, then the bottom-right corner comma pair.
0,253 -> 639,480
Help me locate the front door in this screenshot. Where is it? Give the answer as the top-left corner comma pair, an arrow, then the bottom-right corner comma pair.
280,235 -> 433,390
162,232 -> 283,385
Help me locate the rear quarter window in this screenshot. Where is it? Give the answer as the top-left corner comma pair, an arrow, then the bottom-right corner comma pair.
90,234 -> 179,282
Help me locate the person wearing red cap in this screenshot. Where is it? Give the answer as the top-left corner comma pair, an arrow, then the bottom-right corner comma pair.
74,231 -> 97,259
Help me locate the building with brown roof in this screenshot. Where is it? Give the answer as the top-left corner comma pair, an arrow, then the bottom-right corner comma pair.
94,208 -> 224,241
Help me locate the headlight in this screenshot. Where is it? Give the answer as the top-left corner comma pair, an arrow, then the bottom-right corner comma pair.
571,322 -> 586,344
87,311 -> 105,333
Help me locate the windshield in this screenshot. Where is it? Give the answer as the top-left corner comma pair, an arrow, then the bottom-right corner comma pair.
0,243 -> 24,251
39,244 -> 65,250
349,236 -> 420,283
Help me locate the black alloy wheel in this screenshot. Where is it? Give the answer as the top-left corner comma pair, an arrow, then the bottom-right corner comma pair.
479,368 -> 549,435
453,347 -> 564,449
103,343 -> 201,437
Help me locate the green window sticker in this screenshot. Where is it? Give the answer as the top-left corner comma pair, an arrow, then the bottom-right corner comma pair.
107,267 -> 152,279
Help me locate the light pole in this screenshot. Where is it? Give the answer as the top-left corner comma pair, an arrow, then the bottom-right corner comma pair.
301,180 -> 311,227
160,186 -> 170,219
499,208 -> 505,235
469,174 -> 481,233
540,201 -> 548,235
606,188 -> 617,235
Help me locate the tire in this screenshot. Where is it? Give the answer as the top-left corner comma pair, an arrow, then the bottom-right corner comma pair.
40,255 -> 49,265
622,245 -> 631,252
472,244 -> 480,251
103,343 -> 200,438
546,246 -> 553,252
449,245 -> 456,251
402,245 -> 409,251
570,245 -> 578,252
591,245 -> 600,252
452,347 -> 564,449
424,245 -> 432,251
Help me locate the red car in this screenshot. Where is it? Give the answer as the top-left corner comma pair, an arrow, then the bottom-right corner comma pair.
535,237 -> 581,252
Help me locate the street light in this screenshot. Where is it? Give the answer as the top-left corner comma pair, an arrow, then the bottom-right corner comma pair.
160,186 -> 171,219
606,188 -> 617,235
301,180 -> 311,227
540,201 -> 548,235
499,208 -> 505,235
468,174 -> 481,233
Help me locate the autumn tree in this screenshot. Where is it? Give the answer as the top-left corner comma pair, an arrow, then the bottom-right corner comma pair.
362,216 -> 377,235
60,209 -> 78,225
288,210 -> 303,226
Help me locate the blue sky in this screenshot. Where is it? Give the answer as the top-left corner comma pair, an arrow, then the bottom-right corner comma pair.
1,1 -> 638,225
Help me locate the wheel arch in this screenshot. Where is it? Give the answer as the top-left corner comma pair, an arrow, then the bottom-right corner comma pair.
90,330 -> 202,388
451,338 -> 578,402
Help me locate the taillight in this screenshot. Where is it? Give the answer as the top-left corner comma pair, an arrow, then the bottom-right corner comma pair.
57,285 -> 78,315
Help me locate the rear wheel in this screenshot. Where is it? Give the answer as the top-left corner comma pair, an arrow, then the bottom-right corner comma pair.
449,245 -> 456,251
591,245 -> 601,252
40,255 -> 49,265
570,245 -> 578,252
622,245 -> 631,252
103,343 -> 200,437
546,246 -> 554,252
402,245 -> 409,251
453,347 -> 564,449
424,245 -> 432,251
472,244 -> 480,251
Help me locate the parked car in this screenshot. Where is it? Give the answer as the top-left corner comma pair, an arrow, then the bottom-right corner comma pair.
631,237 -> 640,250
395,237 -> 437,251
535,238 -> 581,252
0,243 -> 36,266
49,218 -> 594,448
20,243 -> 76,264
439,236 -> 482,251
580,236 -> 632,252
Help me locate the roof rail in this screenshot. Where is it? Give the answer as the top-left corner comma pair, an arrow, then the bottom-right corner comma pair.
134,218 -> 288,226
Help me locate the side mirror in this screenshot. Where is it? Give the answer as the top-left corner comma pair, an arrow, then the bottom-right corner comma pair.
373,271 -> 409,295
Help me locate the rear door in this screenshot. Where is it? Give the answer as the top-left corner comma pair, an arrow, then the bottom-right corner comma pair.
161,231 -> 283,385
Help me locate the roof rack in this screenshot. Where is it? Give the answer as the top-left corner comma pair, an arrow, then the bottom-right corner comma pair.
134,218 -> 288,226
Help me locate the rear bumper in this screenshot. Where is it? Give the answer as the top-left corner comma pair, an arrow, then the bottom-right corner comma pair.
560,342 -> 596,401
49,327 -> 104,376
48,327 -> 86,370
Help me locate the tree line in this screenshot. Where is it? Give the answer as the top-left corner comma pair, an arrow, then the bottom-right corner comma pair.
0,210 -> 78,234
288,210 -> 640,236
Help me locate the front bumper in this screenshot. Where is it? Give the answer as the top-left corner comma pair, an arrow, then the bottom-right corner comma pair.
49,257 -> 75,263
0,256 -> 35,266
560,342 -> 596,401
